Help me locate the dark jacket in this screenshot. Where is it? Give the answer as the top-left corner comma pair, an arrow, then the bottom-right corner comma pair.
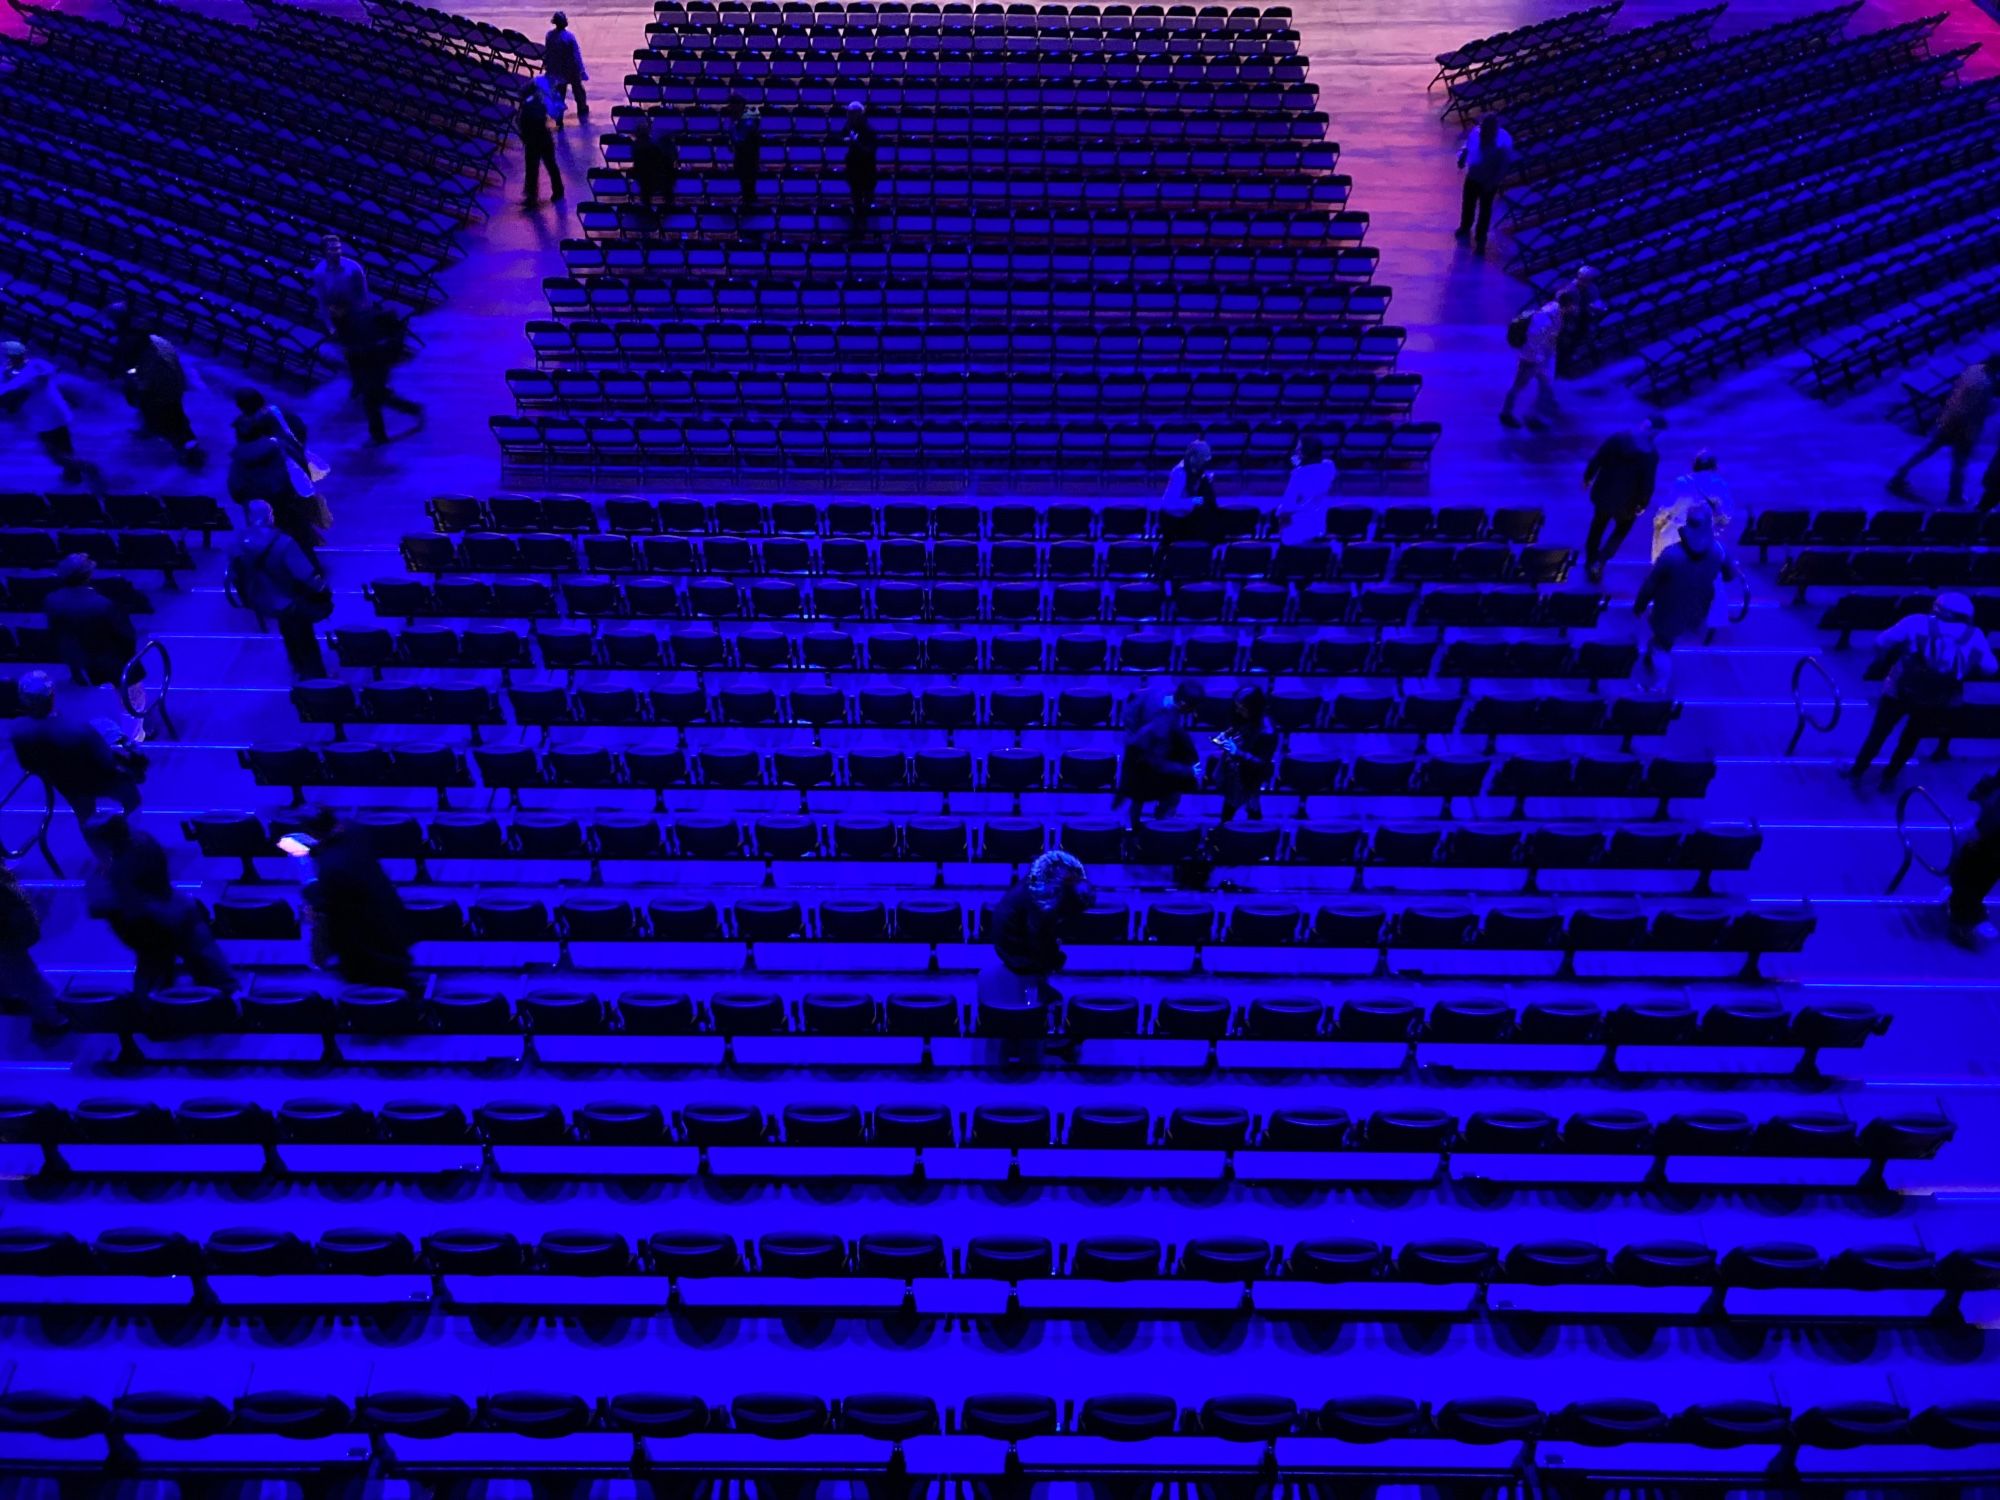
85,827 -> 179,946
1585,431 -> 1660,518
307,826 -> 413,978
842,121 -> 878,185
1634,518 -> 1736,646
46,583 -> 135,685
519,88 -> 553,143
730,114 -> 763,172
1118,702 -> 1199,802
0,873 -> 39,950
229,524 -> 323,620
11,715 -> 128,809
990,876 -> 1093,977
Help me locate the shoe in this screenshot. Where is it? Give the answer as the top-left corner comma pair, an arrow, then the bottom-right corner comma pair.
552,191 -> 566,203
1474,238 -> 1487,254
1948,918 -> 1998,951
1837,763 -> 1866,780
1498,412 -> 1520,428
1524,415 -> 1549,431
1886,477 -> 1917,500
1453,227 -> 1470,241
1584,562 -> 1604,585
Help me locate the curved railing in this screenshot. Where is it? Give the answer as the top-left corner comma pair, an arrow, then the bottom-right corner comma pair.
1785,654 -> 1841,756
0,772 -> 60,875
120,637 -> 176,741
1888,784 -> 1959,895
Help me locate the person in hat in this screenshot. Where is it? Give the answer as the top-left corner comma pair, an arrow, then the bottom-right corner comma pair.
0,341 -> 99,488
839,100 -> 879,224
1631,505 -> 1739,691
8,672 -> 145,824
543,11 -> 589,118
981,851 -> 1095,1056
45,553 -> 137,689
1845,592 -> 1998,785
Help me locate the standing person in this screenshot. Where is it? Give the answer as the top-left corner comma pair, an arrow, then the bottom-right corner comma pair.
1631,507 -> 1739,691
309,235 -> 371,343
725,96 -> 763,205
0,341 -> 100,489
0,863 -> 60,1037
1159,438 -> 1212,507
1161,468 -> 1230,551
839,100 -> 878,226
339,303 -> 424,446
1277,432 -> 1337,535
1498,297 -> 1563,431
1454,114 -> 1514,254
1946,771 -> 2000,950
1843,593 -> 1998,786
1890,355 -> 1999,508
8,673 -> 145,824
980,851 -> 1093,1057
1651,449 -> 1733,562
1113,682 -> 1204,831
45,555 -> 136,689
294,806 -> 415,992
229,389 -> 326,564
1552,265 -> 1605,378
1213,685 -> 1277,826
1581,413 -> 1667,582
629,111 -> 678,218
227,501 -> 330,679
83,810 -> 235,1000
544,11 -> 589,119
111,305 -> 201,464
518,81 -> 565,207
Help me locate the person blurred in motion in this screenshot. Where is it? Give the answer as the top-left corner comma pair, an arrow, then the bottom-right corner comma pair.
1214,684 -> 1278,826
981,850 -> 1094,1061
9,672 -> 145,823
45,554 -> 136,690
1277,432 -> 1337,535
725,95 -> 763,204
1582,413 -> 1666,582
309,235 -> 371,342
1844,592 -> 1998,786
519,81 -> 564,206
339,302 -> 424,446
229,388 -> 326,564
840,100 -> 879,224
0,863 -> 60,1037
629,110 -> 678,218
294,806 -> 415,992
544,11 -> 589,118
1498,297 -> 1563,431
111,304 -> 200,464
1632,506 -> 1739,692
1947,771 -> 2000,950
1890,355 -> 1998,508
84,809 -> 234,999
1652,448 -> 1733,562
0,340 -> 100,489
1454,113 -> 1513,254
1113,682 -> 1204,830
1552,264 -> 1605,378
227,500 -> 330,679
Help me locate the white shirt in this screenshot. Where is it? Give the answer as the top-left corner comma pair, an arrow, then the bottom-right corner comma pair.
0,358 -> 71,432
1521,303 -> 1563,365
1280,458 -> 1337,515
1161,461 -> 1194,507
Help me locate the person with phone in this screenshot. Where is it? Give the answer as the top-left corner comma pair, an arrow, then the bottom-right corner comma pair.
290,806 -> 415,992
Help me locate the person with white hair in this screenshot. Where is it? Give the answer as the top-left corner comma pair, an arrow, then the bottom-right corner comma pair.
1844,592 -> 1998,786
0,341 -> 98,487
1554,264 -> 1604,377
839,100 -> 878,224
1160,438 -> 1212,506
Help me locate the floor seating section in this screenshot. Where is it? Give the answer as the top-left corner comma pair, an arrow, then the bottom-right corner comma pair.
0,0 -> 513,378
1445,1 -> 2000,401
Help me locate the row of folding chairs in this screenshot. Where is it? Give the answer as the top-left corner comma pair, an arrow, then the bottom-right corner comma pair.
599,134 -> 1336,172
611,103 -> 1331,137
635,51 -> 1306,79
558,241 -> 1380,283
362,0 -> 545,68
573,204 -> 1371,246
643,25 -> 1302,53
237,739 -> 1715,811
1742,506 -> 2000,555
585,168 -> 1354,208
0,489 -> 226,533
242,0 -> 530,100
189,807 -> 1751,881
1802,258 -> 2000,397
0,570 -> 152,620
654,3 -> 1297,31
488,415 -> 1442,476
1431,1 -> 1620,88
1778,548 -> 2000,596
1443,5 -> 1723,119
617,78 -> 1320,108
0,528 -> 191,578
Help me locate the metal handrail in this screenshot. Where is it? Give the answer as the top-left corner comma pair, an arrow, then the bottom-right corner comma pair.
1888,784 -> 1959,894
0,772 -> 60,876
120,637 -> 175,741
1785,654 -> 1841,756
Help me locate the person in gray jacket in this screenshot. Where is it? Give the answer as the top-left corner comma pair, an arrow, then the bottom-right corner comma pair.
1631,506 -> 1738,690
227,501 -> 329,678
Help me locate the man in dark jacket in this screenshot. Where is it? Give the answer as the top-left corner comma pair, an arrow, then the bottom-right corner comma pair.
45,554 -> 136,688
629,112 -> 678,217
230,389 -> 324,564
111,304 -> 201,464
9,673 -> 144,823
340,303 -> 423,446
980,851 -> 1093,1054
1631,507 -> 1739,691
519,82 -> 564,207
297,806 -> 415,991
839,101 -> 878,224
726,96 -> 763,204
1948,771 -> 2000,950
0,863 -> 59,1035
1582,414 -> 1666,583
227,500 -> 328,678
84,810 -> 235,999
1114,683 -> 1204,830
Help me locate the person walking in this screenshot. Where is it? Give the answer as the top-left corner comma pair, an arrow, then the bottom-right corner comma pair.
83,810 -> 235,1000
0,863 -> 61,1037
1454,114 -> 1513,254
1552,265 -> 1605,378
726,96 -> 763,205
227,500 -> 331,678
518,81 -> 565,206
229,389 -> 326,564
8,673 -> 145,824
1843,592 -> 1997,786
839,100 -> 879,226
339,303 -> 424,446
1651,449 -> 1733,562
309,235 -> 371,343
1581,414 -> 1667,582
1277,432 -> 1338,534
1631,507 -> 1738,691
629,111 -> 678,217
543,11 -> 589,119
1890,355 -> 1999,508
294,806 -> 416,991
980,851 -> 1094,1060
1214,684 -> 1278,826
45,554 -> 136,689
0,341 -> 100,489
1498,297 -> 1563,431
1946,771 -> 2000,950
111,305 -> 201,464
1113,682 -> 1204,830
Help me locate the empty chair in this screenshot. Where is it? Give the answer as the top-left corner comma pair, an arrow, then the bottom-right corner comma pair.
1181,1238 -> 1272,1282
1079,1394 -> 1178,1440
757,1233 -> 846,1277
731,1394 -> 829,1439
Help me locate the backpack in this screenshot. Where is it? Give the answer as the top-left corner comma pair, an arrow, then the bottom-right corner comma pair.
1506,311 -> 1532,350
1889,617 -> 1969,708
